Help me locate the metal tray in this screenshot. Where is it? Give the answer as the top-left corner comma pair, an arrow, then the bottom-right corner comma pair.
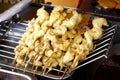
0,69 -> 32,80
0,4 -> 118,80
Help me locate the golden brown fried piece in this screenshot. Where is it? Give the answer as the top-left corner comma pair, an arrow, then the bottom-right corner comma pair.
116,3 -> 120,9
114,0 -> 120,3
98,0 -> 116,9
98,0 -> 120,9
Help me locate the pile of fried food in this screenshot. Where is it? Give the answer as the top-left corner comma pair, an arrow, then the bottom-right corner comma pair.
98,0 -> 120,9
14,6 -> 109,74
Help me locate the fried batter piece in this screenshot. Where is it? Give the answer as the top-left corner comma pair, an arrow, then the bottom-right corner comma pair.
14,6 -> 109,75
98,0 -> 120,9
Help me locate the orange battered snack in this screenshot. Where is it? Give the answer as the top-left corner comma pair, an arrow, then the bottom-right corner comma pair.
98,0 -> 120,9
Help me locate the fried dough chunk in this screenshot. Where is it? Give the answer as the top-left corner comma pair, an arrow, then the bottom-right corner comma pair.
98,0 -> 120,9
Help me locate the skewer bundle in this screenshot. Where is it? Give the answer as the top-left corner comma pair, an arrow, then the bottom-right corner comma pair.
14,6 -> 109,77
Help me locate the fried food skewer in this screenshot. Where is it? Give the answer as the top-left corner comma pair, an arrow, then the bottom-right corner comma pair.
14,6 -> 109,78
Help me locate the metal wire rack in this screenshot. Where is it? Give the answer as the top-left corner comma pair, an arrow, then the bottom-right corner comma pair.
0,19 -> 117,79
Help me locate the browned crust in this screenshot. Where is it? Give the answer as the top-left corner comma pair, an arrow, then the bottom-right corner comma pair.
98,0 -> 120,9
